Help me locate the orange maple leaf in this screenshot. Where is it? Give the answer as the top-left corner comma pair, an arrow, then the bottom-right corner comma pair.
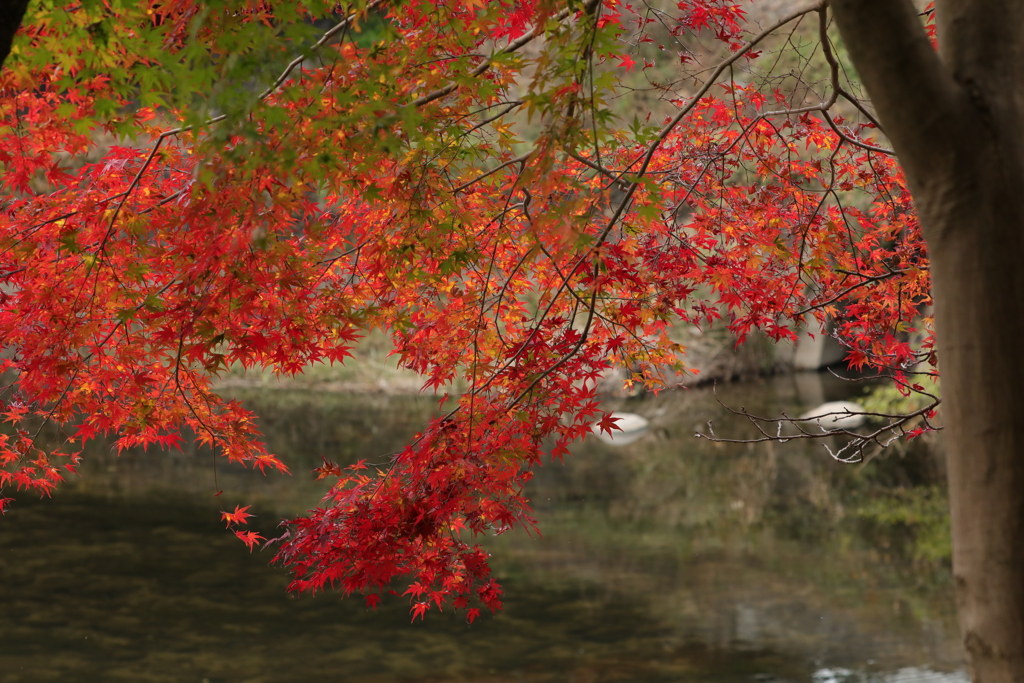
221,504 -> 254,527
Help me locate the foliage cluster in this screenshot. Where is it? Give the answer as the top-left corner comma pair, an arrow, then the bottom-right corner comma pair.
1,0 -> 934,618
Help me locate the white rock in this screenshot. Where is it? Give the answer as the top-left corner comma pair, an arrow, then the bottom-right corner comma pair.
592,411 -> 650,446
800,400 -> 866,429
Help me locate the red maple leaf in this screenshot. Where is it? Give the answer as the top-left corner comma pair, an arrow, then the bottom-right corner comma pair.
234,530 -> 265,551
410,602 -> 430,622
594,412 -> 622,436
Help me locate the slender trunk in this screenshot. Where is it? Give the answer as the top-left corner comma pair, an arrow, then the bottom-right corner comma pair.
0,0 -> 29,69
830,1 -> 1024,679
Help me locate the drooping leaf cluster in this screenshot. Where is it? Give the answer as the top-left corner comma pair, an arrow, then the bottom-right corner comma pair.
0,0 -> 933,617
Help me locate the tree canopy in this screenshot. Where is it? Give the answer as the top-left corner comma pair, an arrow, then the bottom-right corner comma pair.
0,1 -> 935,621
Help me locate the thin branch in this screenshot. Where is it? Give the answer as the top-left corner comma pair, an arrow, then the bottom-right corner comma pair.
822,110 -> 895,155
451,153 -> 531,194
695,383 -> 941,464
411,7 -> 574,108
598,0 -> 825,243
257,0 -> 387,101
794,266 -> 904,316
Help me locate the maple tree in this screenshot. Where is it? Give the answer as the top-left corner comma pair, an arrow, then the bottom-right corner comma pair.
0,1 -> 1021,678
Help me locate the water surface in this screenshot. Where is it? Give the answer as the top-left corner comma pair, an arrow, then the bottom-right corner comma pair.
0,375 -> 965,682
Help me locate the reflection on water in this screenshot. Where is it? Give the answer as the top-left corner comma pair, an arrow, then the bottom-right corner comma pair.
0,375 -> 964,682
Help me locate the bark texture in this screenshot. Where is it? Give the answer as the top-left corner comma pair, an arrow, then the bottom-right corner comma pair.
831,1 -> 1024,680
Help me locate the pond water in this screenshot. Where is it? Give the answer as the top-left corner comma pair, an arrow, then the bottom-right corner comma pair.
0,374 -> 966,682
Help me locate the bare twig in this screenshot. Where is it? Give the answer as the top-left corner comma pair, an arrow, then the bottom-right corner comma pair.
695,382 -> 940,463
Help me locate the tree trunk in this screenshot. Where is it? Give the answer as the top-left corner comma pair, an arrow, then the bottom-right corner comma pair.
0,0 -> 28,69
830,1 -> 1024,680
